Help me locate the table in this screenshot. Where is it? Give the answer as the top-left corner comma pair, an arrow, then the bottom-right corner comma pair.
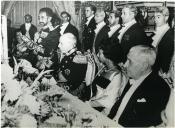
39,84 -> 119,127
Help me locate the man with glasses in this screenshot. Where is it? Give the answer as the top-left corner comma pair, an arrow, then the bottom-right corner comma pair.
152,7 -> 174,74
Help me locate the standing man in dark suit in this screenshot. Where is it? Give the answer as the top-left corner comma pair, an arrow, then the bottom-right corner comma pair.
107,10 -> 122,43
118,5 -> 149,61
152,7 -> 174,74
108,45 -> 170,127
60,11 -> 80,50
82,4 -> 96,52
93,8 -> 110,54
20,14 -> 37,41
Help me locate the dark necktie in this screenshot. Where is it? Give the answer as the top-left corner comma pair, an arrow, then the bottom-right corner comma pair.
108,81 -> 132,119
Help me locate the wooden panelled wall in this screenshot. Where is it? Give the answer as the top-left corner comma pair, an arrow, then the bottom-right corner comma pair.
8,1 -> 55,28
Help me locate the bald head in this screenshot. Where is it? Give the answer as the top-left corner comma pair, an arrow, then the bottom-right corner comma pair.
124,45 -> 156,80
58,33 -> 77,53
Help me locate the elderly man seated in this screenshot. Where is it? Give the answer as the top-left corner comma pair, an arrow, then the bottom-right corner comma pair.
58,33 -> 87,99
108,45 -> 170,127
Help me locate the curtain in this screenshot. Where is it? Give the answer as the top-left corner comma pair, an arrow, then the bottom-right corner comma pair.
1,1 -> 81,30
1,1 -> 16,16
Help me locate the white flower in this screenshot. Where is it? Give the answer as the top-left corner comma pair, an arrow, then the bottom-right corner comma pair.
4,80 -> 22,102
21,94 -> 40,115
18,114 -> 37,128
23,66 -> 38,74
1,64 -> 14,84
19,59 -> 32,68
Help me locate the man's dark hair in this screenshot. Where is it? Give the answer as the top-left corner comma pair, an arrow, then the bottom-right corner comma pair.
39,7 -> 53,17
24,14 -> 32,22
51,13 -> 61,27
110,10 -> 122,24
99,39 -> 124,66
61,11 -> 71,22
86,4 -> 96,13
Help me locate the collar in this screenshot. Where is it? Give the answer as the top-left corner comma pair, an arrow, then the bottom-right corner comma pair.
118,19 -> 136,42
86,15 -> 94,25
156,23 -> 169,32
129,71 -> 152,85
25,23 -> 31,26
123,19 -> 136,28
152,24 -> 170,47
110,24 -> 120,30
94,21 -> 106,34
108,24 -> 120,37
96,21 -> 106,28
61,22 -> 69,27
64,47 -> 77,56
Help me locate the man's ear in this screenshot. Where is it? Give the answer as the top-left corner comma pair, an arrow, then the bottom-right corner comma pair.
165,15 -> 169,23
48,17 -> 52,22
67,17 -> 70,21
92,11 -> 95,15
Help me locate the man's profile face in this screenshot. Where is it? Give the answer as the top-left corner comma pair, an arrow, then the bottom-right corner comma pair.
97,49 -> 106,64
95,11 -> 105,24
124,50 -> 144,80
154,13 -> 167,27
108,13 -> 118,26
61,13 -> 69,24
121,7 -> 133,24
38,12 -> 49,26
85,7 -> 94,18
58,40 -> 72,53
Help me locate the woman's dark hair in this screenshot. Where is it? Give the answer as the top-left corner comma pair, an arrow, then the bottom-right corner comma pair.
99,39 -> 124,66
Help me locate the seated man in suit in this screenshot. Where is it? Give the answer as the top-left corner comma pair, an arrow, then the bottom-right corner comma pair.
118,5 -> 149,62
107,10 -> 122,43
108,45 -> 170,127
152,7 -> 174,74
58,33 -> 87,99
20,14 -> 37,41
82,4 -> 96,52
93,8 -> 110,54
60,11 -> 80,50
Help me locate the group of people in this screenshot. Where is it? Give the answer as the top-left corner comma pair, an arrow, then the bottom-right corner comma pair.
7,4 -> 174,127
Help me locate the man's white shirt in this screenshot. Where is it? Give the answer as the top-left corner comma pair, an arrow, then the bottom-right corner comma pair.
25,23 -> 31,39
60,22 -> 69,35
108,24 -> 120,38
152,23 -> 170,48
94,21 -> 106,35
118,19 -> 136,43
25,23 -> 31,31
113,71 -> 152,122
86,15 -> 94,26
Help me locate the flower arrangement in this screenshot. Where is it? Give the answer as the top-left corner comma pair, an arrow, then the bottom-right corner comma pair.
1,61 -> 54,127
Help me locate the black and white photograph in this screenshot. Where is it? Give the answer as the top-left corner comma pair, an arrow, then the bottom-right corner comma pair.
1,0 -> 174,127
